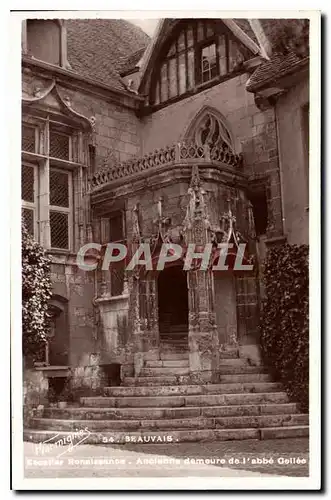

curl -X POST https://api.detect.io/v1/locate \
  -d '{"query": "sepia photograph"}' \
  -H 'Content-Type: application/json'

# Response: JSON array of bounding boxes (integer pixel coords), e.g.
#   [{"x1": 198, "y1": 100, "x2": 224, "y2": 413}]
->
[{"x1": 10, "y1": 9, "x2": 321, "y2": 490}]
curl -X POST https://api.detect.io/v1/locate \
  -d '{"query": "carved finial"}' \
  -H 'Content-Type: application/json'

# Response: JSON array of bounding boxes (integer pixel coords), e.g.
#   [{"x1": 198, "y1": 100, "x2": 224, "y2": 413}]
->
[
  {"x1": 100, "y1": 281, "x2": 108, "y2": 297},
  {"x1": 89, "y1": 116, "x2": 96, "y2": 128},
  {"x1": 132, "y1": 203, "x2": 141, "y2": 241},
  {"x1": 127, "y1": 79, "x2": 138, "y2": 95},
  {"x1": 63, "y1": 95, "x2": 71, "y2": 107},
  {"x1": 33, "y1": 87, "x2": 42, "y2": 97},
  {"x1": 190, "y1": 165, "x2": 201, "y2": 191}
]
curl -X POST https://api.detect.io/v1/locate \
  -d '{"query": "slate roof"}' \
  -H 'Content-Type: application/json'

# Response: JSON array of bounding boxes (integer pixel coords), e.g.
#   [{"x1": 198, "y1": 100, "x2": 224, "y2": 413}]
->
[
  {"x1": 246, "y1": 51, "x2": 308, "y2": 92},
  {"x1": 246, "y1": 19, "x2": 309, "y2": 92},
  {"x1": 117, "y1": 47, "x2": 146, "y2": 75},
  {"x1": 66, "y1": 19, "x2": 150, "y2": 91}
]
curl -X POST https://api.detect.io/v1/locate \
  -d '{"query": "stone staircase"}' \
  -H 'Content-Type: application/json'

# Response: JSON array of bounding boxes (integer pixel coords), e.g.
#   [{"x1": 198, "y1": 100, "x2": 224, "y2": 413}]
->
[{"x1": 25, "y1": 349, "x2": 309, "y2": 445}]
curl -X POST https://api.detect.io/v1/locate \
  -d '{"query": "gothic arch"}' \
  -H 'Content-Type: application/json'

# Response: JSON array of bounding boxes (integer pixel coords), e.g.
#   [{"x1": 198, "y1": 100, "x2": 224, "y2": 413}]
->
[{"x1": 184, "y1": 106, "x2": 235, "y2": 152}]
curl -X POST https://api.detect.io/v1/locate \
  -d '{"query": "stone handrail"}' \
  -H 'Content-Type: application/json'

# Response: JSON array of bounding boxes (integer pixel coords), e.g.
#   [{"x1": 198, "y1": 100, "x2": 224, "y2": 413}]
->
[{"x1": 89, "y1": 142, "x2": 243, "y2": 190}]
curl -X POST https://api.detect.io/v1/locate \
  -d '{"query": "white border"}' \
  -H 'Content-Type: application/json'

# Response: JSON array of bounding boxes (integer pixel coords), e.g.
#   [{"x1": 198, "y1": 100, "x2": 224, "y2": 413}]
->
[{"x1": 9, "y1": 7, "x2": 321, "y2": 492}]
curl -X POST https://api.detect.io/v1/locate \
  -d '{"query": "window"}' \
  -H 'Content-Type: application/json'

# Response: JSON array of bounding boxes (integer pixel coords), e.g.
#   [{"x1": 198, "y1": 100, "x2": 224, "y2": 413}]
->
[
  {"x1": 22, "y1": 124, "x2": 36, "y2": 153},
  {"x1": 21, "y1": 116, "x2": 86, "y2": 251},
  {"x1": 195, "y1": 112, "x2": 233, "y2": 150},
  {"x1": 49, "y1": 126, "x2": 70, "y2": 160},
  {"x1": 109, "y1": 212, "x2": 125, "y2": 297},
  {"x1": 21, "y1": 163, "x2": 38, "y2": 238},
  {"x1": 26, "y1": 20, "x2": 61, "y2": 65},
  {"x1": 149, "y1": 20, "x2": 251, "y2": 106},
  {"x1": 200, "y1": 43, "x2": 217, "y2": 83},
  {"x1": 250, "y1": 190, "x2": 268, "y2": 237},
  {"x1": 49, "y1": 168, "x2": 72, "y2": 250}
]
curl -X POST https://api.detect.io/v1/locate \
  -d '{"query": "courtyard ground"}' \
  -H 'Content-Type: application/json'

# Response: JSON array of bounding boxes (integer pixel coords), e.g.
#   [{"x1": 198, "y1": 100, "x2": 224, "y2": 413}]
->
[{"x1": 24, "y1": 437, "x2": 309, "y2": 478}]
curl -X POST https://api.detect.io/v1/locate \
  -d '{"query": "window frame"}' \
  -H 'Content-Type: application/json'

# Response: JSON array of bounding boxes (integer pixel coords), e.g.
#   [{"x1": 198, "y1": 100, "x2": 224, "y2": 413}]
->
[
  {"x1": 49, "y1": 126, "x2": 73, "y2": 162},
  {"x1": 21, "y1": 113, "x2": 88, "y2": 253},
  {"x1": 21, "y1": 161, "x2": 39, "y2": 240},
  {"x1": 49, "y1": 166, "x2": 73, "y2": 251},
  {"x1": 101, "y1": 210, "x2": 127, "y2": 297},
  {"x1": 22, "y1": 19, "x2": 70, "y2": 69},
  {"x1": 196, "y1": 38, "x2": 220, "y2": 85}
]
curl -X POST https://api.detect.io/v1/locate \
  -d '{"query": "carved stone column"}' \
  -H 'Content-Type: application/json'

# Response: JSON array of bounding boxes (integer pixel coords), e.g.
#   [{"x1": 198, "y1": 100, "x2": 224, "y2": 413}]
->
[{"x1": 183, "y1": 166, "x2": 218, "y2": 383}]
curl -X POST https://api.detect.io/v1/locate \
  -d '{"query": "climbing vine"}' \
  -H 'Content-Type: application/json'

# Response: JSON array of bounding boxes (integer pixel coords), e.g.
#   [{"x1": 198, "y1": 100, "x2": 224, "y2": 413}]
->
[
  {"x1": 259, "y1": 243, "x2": 309, "y2": 412},
  {"x1": 22, "y1": 222, "x2": 52, "y2": 363}
]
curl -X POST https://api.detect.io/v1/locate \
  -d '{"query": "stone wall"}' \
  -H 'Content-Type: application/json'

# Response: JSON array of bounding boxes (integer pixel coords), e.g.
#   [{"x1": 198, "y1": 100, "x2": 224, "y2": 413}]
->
[
  {"x1": 140, "y1": 72, "x2": 284, "y2": 238},
  {"x1": 22, "y1": 65, "x2": 144, "y2": 391},
  {"x1": 49, "y1": 256, "x2": 96, "y2": 369},
  {"x1": 276, "y1": 79, "x2": 309, "y2": 245},
  {"x1": 23, "y1": 368, "x2": 48, "y2": 425},
  {"x1": 22, "y1": 68, "x2": 141, "y2": 166}
]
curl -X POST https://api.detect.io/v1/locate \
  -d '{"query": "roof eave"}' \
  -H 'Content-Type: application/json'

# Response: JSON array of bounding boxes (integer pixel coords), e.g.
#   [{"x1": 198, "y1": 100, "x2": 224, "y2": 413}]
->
[
  {"x1": 246, "y1": 57, "x2": 309, "y2": 93},
  {"x1": 22, "y1": 56, "x2": 145, "y2": 103}
]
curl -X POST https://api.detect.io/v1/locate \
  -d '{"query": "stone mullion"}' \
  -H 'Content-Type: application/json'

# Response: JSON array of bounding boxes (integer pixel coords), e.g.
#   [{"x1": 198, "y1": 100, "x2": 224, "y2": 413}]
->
[{"x1": 39, "y1": 120, "x2": 50, "y2": 249}]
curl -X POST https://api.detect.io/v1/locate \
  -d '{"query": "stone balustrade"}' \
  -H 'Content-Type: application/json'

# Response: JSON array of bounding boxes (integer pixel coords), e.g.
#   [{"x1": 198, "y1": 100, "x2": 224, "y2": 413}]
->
[{"x1": 89, "y1": 142, "x2": 243, "y2": 190}]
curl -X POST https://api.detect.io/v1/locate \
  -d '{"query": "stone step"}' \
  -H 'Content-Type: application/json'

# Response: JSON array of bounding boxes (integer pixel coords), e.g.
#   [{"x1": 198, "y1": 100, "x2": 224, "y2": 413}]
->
[
  {"x1": 160, "y1": 352, "x2": 189, "y2": 361},
  {"x1": 80, "y1": 392, "x2": 289, "y2": 408},
  {"x1": 140, "y1": 367, "x2": 190, "y2": 377},
  {"x1": 219, "y1": 350, "x2": 240, "y2": 359},
  {"x1": 123, "y1": 376, "x2": 181, "y2": 386},
  {"x1": 42, "y1": 402, "x2": 299, "y2": 421},
  {"x1": 24, "y1": 425, "x2": 309, "y2": 445},
  {"x1": 123, "y1": 372, "x2": 271, "y2": 386},
  {"x1": 160, "y1": 343, "x2": 189, "y2": 351},
  {"x1": 219, "y1": 358, "x2": 262, "y2": 366},
  {"x1": 139, "y1": 365, "x2": 266, "y2": 377},
  {"x1": 104, "y1": 382, "x2": 282, "y2": 398},
  {"x1": 219, "y1": 374, "x2": 272, "y2": 383},
  {"x1": 260, "y1": 425, "x2": 309, "y2": 440},
  {"x1": 145, "y1": 360, "x2": 189, "y2": 368},
  {"x1": 218, "y1": 365, "x2": 266, "y2": 374},
  {"x1": 30, "y1": 414, "x2": 308, "y2": 433}
]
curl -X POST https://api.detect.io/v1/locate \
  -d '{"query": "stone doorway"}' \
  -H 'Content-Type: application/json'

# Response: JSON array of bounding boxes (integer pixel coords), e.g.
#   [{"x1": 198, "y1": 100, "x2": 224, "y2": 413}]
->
[{"x1": 157, "y1": 266, "x2": 188, "y2": 343}]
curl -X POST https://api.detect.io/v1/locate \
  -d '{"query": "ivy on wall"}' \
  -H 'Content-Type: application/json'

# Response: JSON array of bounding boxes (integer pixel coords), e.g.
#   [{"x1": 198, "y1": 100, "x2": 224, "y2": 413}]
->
[
  {"x1": 22, "y1": 222, "x2": 52, "y2": 363},
  {"x1": 259, "y1": 243, "x2": 309, "y2": 412}
]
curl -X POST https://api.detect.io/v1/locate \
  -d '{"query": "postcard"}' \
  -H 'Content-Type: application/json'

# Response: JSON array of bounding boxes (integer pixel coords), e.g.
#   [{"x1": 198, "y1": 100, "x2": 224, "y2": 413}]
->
[{"x1": 11, "y1": 9, "x2": 321, "y2": 490}]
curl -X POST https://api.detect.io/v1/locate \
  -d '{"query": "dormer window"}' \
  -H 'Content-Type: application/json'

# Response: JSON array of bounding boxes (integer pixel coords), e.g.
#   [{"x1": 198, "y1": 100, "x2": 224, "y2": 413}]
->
[
  {"x1": 149, "y1": 20, "x2": 252, "y2": 107},
  {"x1": 22, "y1": 19, "x2": 70, "y2": 68},
  {"x1": 200, "y1": 43, "x2": 217, "y2": 83}
]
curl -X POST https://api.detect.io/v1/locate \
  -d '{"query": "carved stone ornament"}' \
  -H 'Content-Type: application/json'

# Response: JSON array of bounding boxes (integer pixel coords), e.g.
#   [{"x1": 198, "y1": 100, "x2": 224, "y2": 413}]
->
[
  {"x1": 33, "y1": 87, "x2": 42, "y2": 98},
  {"x1": 132, "y1": 204, "x2": 141, "y2": 242}
]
